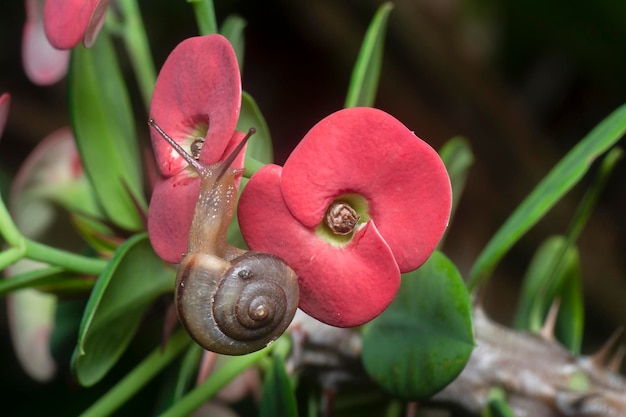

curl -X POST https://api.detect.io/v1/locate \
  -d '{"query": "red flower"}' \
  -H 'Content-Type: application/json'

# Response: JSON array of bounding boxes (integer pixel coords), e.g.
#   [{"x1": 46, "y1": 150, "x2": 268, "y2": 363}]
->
[
  {"x1": 43, "y1": 0, "x2": 109, "y2": 49},
  {"x1": 147, "y1": 35, "x2": 244, "y2": 263},
  {"x1": 238, "y1": 107, "x2": 451, "y2": 327}
]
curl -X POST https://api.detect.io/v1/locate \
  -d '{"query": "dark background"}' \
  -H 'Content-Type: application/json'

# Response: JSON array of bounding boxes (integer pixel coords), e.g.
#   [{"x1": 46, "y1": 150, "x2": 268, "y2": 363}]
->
[{"x1": 1, "y1": 0, "x2": 625, "y2": 415}]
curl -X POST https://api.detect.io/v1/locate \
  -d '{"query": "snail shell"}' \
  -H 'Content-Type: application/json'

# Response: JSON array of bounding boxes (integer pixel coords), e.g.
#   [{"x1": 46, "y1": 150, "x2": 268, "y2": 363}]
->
[{"x1": 176, "y1": 251, "x2": 299, "y2": 355}]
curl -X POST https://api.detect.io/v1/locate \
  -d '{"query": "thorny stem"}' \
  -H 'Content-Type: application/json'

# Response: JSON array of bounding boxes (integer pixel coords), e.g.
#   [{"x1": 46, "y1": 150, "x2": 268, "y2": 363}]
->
[{"x1": 291, "y1": 310, "x2": 626, "y2": 416}]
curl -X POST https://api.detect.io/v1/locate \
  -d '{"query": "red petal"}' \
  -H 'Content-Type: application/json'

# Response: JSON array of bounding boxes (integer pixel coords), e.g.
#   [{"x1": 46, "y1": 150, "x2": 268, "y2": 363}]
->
[
  {"x1": 23, "y1": 0, "x2": 69, "y2": 85},
  {"x1": 238, "y1": 164, "x2": 400, "y2": 327},
  {"x1": 281, "y1": 107, "x2": 451, "y2": 272},
  {"x1": 148, "y1": 173, "x2": 199, "y2": 264},
  {"x1": 149, "y1": 35, "x2": 241, "y2": 177},
  {"x1": 148, "y1": 132, "x2": 248, "y2": 263},
  {"x1": 43, "y1": 0, "x2": 107, "y2": 49}
]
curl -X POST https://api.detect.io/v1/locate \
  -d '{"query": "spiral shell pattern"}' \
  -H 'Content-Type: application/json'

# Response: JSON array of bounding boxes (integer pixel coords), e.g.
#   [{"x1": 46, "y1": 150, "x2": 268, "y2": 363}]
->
[{"x1": 176, "y1": 251, "x2": 299, "y2": 355}]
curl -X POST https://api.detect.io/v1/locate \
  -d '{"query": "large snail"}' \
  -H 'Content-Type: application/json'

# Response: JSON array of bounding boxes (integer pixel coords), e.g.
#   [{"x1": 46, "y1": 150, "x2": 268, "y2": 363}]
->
[{"x1": 149, "y1": 119, "x2": 299, "y2": 355}]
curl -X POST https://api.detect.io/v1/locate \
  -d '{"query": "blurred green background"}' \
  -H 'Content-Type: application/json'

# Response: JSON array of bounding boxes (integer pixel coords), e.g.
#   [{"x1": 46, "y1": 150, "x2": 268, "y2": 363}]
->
[{"x1": 1, "y1": 0, "x2": 625, "y2": 415}]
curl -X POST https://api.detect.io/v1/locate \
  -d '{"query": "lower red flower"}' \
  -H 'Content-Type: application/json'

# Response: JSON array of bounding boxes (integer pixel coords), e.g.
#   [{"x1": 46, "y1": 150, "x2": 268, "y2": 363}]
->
[{"x1": 238, "y1": 107, "x2": 452, "y2": 327}]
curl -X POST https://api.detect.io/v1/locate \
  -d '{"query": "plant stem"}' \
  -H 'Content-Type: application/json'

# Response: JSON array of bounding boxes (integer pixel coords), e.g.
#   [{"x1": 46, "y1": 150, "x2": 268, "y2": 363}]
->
[
  {"x1": 565, "y1": 147, "x2": 623, "y2": 244},
  {"x1": 0, "y1": 246, "x2": 24, "y2": 271},
  {"x1": 0, "y1": 266, "x2": 63, "y2": 296},
  {"x1": 24, "y1": 239, "x2": 107, "y2": 276},
  {"x1": 0, "y1": 194, "x2": 22, "y2": 246},
  {"x1": 117, "y1": 0, "x2": 156, "y2": 109},
  {"x1": 158, "y1": 347, "x2": 270, "y2": 417},
  {"x1": 0, "y1": 194, "x2": 106, "y2": 275},
  {"x1": 188, "y1": 0, "x2": 218, "y2": 35},
  {"x1": 79, "y1": 330, "x2": 192, "y2": 417}
]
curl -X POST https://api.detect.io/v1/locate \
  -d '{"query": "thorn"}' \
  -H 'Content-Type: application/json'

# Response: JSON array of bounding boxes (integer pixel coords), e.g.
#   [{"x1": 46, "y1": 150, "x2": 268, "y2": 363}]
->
[
  {"x1": 592, "y1": 327, "x2": 624, "y2": 368},
  {"x1": 540, "y1": 299, "x2": 561, "y2": 341},
  {"x1": 556, "y1": 392, "x2": 600, "y2": 414},
  {"x1": 608, "y1": 344, "x2": 626, "y2": 373}
]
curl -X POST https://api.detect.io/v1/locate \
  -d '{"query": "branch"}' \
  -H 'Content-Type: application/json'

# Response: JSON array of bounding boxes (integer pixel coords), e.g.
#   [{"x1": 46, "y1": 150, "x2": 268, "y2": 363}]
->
[{"x1": 287, "y1": 308, "x2": 626, "y2": 416}]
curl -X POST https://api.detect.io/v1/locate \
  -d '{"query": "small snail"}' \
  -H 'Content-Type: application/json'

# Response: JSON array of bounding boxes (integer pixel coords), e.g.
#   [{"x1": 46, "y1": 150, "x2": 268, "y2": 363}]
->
[{"x1": 149, "y1": 119, "x2": 299, "y2": 355}]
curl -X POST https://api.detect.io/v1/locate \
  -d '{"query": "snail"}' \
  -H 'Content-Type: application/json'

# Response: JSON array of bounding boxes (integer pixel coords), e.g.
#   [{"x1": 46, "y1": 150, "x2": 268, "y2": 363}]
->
[{"x1": 149, "y1": 119, "x2": 299, "y2": 355}]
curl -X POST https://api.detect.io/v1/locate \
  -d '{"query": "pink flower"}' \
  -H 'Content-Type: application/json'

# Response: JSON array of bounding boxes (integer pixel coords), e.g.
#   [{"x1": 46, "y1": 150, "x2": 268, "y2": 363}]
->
[
  {"x1": 22, "y1": 0, "x2": 70, "y2": 85},
  {"x1": 237, "y1": 107, "x2": 451, "y2": 327},
  {"x1": 22, "y1": 0, "x2": 108, "y2": 85},
  {"x1": 147, "y1": 35, "x2": 244, "y2": 263}
]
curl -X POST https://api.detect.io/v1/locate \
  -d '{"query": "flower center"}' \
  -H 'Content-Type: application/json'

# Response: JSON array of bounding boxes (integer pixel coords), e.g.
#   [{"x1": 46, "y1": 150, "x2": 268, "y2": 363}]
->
[
  {"x1": 184, "y1": 119, "x2": 209, "y2": 161},
  {"x1": 325, "y1": 201, "x2": 360, "y2": 235},
  {"x1": 316, "y1": 194, "x2": 370, "y2": 246},
  {"x1": 190, "y1": 138, "x2": 204, "y2": 160}
]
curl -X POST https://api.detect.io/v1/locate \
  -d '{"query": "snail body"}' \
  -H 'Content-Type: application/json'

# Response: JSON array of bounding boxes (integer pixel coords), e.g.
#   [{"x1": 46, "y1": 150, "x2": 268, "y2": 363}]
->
[{"x1": 149, "y1": 120, "x2": 299, "y2": 355}]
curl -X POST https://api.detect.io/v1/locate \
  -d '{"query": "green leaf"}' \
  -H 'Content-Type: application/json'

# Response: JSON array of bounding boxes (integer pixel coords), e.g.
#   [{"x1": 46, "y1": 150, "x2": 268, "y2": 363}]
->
[
  {"x1": 72, "y1": 233, "x2": 174, "y2": 386},
  {"x1": 362, "y1": 251, "x2": 474, "y2": 399},
  {"x1": 514, "y1": 236, "x2": 583, "y2": 353},
  {"x1": 173, "y1": 344, "x2": 203, "y2": 401},
  {"x1": 221, "y1": 14, "x2": 247, "y2": 71},
  {"x1": 238, "y1": 92, "x2": 274, "y2": 165},
  {"x1": 69, "y1": 31, "x2": 145, "y2": 231},
  {"x1": 468, "y1": 103, "x2": 626, "y2": 290},
  {"x1": 259, "y1": 353, "x2": 298, "y2": 417},
  {"x1": 438, "y1": 136, "x2": 474, "y2": 245},
  {"x1": 557, "y1": 261, "x2": 584, "y2": 354},
  {"x1": 344, "y1": 2, "x2": 394, "y2": 108}
]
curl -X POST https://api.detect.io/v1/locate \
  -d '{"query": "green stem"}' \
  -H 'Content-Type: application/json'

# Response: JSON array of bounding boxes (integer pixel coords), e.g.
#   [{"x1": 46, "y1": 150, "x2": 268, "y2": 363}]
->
[
  {"x1": 0, "y1": 194, "x2": 22, "y2": 245},
  {"x1": 158, "y1": 347, "x2": 271, "y2": 417},
  {"x1": 0, "y1": 266, "x2": 64, "y2": 296},
  {"x1": 79, "y1": 330, "x2": 192, "y2": 417},
  {"x1": 565, "y1": 147, "x2": 623, "y2": 244},
  {"x1": 117, "y1": 0, "x2": 156, "y2": 109},
  {"x1": 188, "y1": 0, "x2": 218, "y2": 35},
  {"x1": 24, "y1": 239, "x2": 107, "y2": 276},
  {"x1": 0, "y1": 195, "x2": 106, "y2": 275},
  {"x1": 0, "y1": 246, "x2": 24, "y2": 271}
]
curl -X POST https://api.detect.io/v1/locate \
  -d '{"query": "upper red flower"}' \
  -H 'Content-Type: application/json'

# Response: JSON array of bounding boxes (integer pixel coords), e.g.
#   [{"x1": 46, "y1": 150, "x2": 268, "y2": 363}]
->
[
  {"x1": 148, "y1": 34, "x2": 244, "y2": 264},
  {"x1": 237, "y1": 107, "x2": 452, "y2": 327}
]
